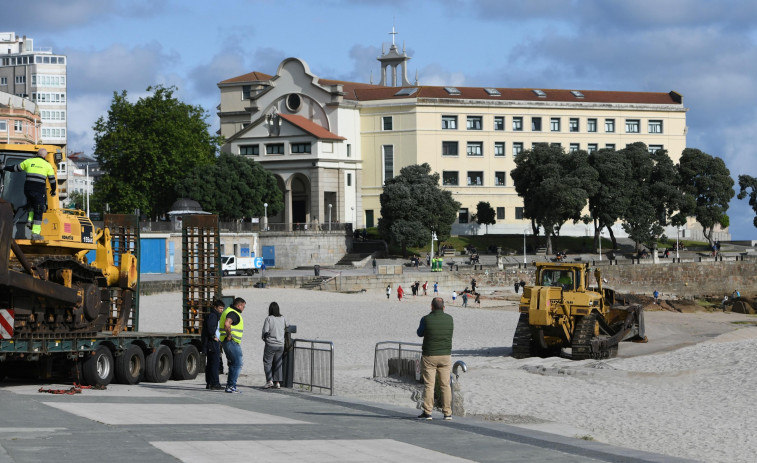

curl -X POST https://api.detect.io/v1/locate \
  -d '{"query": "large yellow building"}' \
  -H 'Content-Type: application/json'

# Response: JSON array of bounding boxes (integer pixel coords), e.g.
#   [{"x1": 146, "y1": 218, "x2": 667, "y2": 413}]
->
[{"x1": 218, "y1": 40, "x2": 688, "y2": 237}]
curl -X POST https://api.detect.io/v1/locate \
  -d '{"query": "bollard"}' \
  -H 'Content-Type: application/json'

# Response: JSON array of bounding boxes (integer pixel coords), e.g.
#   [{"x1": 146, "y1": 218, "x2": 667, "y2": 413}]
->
[{"x1": 450, "y1": 360, "x2": 468, "y2": 416}]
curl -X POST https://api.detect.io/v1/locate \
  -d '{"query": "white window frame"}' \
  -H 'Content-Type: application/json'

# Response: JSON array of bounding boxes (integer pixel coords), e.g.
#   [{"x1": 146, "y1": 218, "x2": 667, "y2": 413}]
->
[
  {"x1": 513, "y1": 142, "x2": 523, "y2": 156},
  {"x1": 512, "y1": 117, "x2": 523, "y2": 131},
  {"x1": 467, "y1": 171, "x2": 484, "y2": 186},
  {"x1": 442, "y1": 171, "x2": 459, "y2": 186},
  {"x1": 648, "y1": 120, "x2": 663, "y2": 134},
  {"x1": 494, "y1": 171, "x2": 506, "y2": 186},
  {"x1": 569, "y1": 118, "x2": 579, "y2": 132},
  {"x1": 625, "y1": 119, "x2": 640, "y2": 133},
  {"x1": 493, "y1": 116, "x2": 504, "y2": 131},
  {"x1": 466, "y1": 141, "x2": 483, "y2": 156},
  {"x1": 494, "y1": 142, "x2": 505, "y2": 157},
  {"x1": 442, "y1": 115, "x2": 457, "y2": 130},
  {"x1": 550, "y1": 117, "x2": 561, "y2": 132},
  {"x1": 587, "y1": 118, "x2": 597, "y2": 132},
  {"x1": 466, "y1": 116, "x2": 482, "y2": 130},
  {"x1": 605, "y1": 119, "x2": 615, "y2": 133}
]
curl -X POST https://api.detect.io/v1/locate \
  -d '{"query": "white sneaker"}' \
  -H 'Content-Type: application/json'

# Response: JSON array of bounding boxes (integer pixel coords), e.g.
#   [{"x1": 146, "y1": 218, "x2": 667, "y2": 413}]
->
[{"x1": 263, "y1": 381, "x2": 274, "y2": 389}]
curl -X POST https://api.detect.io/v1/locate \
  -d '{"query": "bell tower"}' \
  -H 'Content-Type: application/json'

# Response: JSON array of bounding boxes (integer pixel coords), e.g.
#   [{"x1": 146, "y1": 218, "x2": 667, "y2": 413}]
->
[{"x1": 377, "y1": 26, "x2": 412, "y2": 87}]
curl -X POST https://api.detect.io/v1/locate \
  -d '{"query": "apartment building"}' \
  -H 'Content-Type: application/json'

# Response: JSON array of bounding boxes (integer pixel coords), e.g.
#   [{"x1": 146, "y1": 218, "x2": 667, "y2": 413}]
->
[
  {"x1": 218, "y1": 39, "x2": 687, "y2": 235},
  {"x1": 0, "y1": 32, "x2": 67, "y2": 147},
  {"x1": 0, "y1": 91, "x2": 40, "y2": 144}
]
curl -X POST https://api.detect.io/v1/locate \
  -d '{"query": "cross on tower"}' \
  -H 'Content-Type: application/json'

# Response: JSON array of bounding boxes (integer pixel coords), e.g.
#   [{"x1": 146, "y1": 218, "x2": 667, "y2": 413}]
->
[{"x1": 389, "y1": 25, "x2": 397, "y2": 45}]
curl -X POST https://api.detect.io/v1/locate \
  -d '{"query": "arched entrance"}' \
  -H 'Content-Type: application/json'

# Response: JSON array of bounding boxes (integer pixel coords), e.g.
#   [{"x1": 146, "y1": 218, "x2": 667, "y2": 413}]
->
[{"x1": 288, "y1": 174, "x2": 310, "y2": 226}]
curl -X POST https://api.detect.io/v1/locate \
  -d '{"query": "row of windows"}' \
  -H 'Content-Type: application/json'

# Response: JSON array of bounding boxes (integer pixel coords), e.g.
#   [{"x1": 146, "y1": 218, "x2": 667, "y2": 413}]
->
[
  {"x1": 442, "y1": 170, "x2": 508, "y2": 187},
  {"x1": 41, "y1": 127, "x2": 65, "y2": 138},
  {"x1": 31, "y1": 92, "x2": 66, "y2": 103},
  {"x1": 240, "y1": 142, "x2": 312, "y2": 156},
  {"x1": 380, "y1": 114, "x2": 665, "y2": 134},
  {"x1": 459, "y1": 206, "x2": 524, "y2": 223},
  {"x1": 32, "y1": 74, "x2": 66, "y2": 87},
  {"x1": 0, "y1": 55, "x2": 66, "y2": 66},
  {"x1": 0, "y1": 120, "x2": 32, "y2": 133},
  {"x1": 41, "y1": 110, "x2": 65, "y2": 121},
  {"x1": 441, "y1": 140, "x2": 664, "y2": 157}
]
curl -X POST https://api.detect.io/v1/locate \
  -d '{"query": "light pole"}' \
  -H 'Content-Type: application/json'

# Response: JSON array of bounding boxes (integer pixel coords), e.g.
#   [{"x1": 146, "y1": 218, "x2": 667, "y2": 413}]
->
[
  {"x1": 263, "y1": 202, "x2": 268, "y2": 231},
  {"x1": 328, "y1": 204, "x2": 332, "y2": 231},
  {"x1": 523, "y1": 228, "x2": 528, "y2": 264},
  {"x1": 351, "y1": 206, "x2": 354, "y2": 230},
  {"x1": 599, "y1": 227, "x2": 602, "y2": 261}
]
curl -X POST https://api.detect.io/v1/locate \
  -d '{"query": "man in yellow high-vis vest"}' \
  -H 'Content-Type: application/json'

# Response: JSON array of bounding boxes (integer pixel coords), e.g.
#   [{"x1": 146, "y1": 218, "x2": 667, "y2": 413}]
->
[
  {"x1": 2, "y1": 148, "x2": 56, "y2": 240},
  {"x1": 220, "y1": 297, "x2": 246, "y2": 393}
]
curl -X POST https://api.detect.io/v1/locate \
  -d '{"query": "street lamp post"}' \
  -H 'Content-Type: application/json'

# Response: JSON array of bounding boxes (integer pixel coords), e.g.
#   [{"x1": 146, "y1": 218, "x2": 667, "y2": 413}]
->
[
  {"x1": 599, "y1": 228, "x2": 602, "y2": 261},
  {"x1": 328, "y1": 204, "x2": 332, "y2": 231},
  {"x1": 351, "y1": 206, "x2": 355, "y2": 230},
  {"x1": 263, "y1": 202, "x2": 268, "y2": 231},
  {"x1": 523, "y1": 228, "x2": 528, "y2": 264}
]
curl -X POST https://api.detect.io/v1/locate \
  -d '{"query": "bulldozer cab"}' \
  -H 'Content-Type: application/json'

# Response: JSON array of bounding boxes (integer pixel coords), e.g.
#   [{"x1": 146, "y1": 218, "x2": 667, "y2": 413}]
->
[{"x1": 539, "y1": 266, "x2": 579, "y2": 291}]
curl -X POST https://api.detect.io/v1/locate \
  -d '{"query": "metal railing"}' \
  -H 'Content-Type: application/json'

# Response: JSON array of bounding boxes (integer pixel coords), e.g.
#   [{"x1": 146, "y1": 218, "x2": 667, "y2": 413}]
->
[
  {"x1": 373, "y1": 341, "x2": 423, "y2": 380},
  {"x1": 134, "y1": 220, "x2": 353, "y2": 234},
  {"x1": 292, "y1": 338, "x2": 334, "y2": 396}
]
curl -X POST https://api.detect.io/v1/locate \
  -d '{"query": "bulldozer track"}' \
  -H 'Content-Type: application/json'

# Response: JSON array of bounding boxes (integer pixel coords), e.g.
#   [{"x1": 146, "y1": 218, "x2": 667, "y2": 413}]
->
[
  {"x1": 511, "y1": 313, "x2": 535, "y2": 359},
  {"x1": 572, "y1": 312, "x2": 597, "y2": 360}
]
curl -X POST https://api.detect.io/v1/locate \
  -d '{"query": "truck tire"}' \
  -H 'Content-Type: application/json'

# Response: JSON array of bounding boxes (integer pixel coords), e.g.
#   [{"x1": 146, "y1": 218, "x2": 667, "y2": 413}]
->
[
  {"x1": 82, "y1": 346, "x2": 115, "y2": 386},
  {"x1": 115, "y1": 344, "x2": 145, "y2": 385},
  {"x1": 172, "y1": 345, "x2": 201, "y2": 380},
  {"x1": 145, "y1": 345, "x2": 173, "y2": 383}
]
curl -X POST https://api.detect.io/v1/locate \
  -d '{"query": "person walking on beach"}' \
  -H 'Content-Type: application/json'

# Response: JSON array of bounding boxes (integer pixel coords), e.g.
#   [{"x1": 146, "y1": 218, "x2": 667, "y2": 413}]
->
[
  {"x1": 434, "y1": 282, "x2": 439, "y2": 296},
  {"x1": 386, "y1": 284, "x2": 391, "y2": 299},
  {"x1": 471, "y1": 278, "x2": 477, "y2": 293},
  {"x1": 201, "y1": 299, "x2": 225, "y2": 390},
  {"x1": 451, "y1": 290, "x2": 457, "y2": 304},
  {"x1": 461, "y1": 290, "x2": 468, "y2": 308},
  {"x1": 372, "y1": 257, "x2": 377, "y2": 274},
  {"x1": 653, "y1": 290, "x2": 659, "y2": 305},
  {"x1": 514, "y1": 281, "x2": 520, "y2": 293},
  {"x1": 221, "y1": 297, "x2": 246, "y2": 393},
  {"x1": 261, "y1": 302, "x2": 287, "y2": 389},
  {"x1": 398, "y1": 285, "x2": 404, "y2": 301},
  {"x1": 422, "y1": 281, "x2": 428, "y2": 296},
  {"x1": 416, "y1": 297, "x2": 454, "y2": 420}
]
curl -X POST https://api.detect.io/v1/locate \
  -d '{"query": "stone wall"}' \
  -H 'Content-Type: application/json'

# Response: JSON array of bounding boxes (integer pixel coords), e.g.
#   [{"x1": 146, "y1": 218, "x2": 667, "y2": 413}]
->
[
  {"x1": 260, "y1": 233, "x2": 351, "y2": 269},
  {"x1": 139, "y1": 260, "x2": 757, "y2": 299}
]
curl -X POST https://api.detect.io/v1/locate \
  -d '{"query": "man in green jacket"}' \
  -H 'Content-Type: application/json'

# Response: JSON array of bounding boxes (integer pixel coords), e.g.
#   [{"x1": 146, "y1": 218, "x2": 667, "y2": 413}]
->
[{"x1": 416, "y1": 297, "x2": 453, "y2": 420}]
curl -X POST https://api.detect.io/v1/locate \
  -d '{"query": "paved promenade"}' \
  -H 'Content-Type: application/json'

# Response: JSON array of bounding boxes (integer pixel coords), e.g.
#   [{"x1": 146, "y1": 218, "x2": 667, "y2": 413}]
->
[{"x1": 0, "y1": 378, "x2": 694, "y2": 463}]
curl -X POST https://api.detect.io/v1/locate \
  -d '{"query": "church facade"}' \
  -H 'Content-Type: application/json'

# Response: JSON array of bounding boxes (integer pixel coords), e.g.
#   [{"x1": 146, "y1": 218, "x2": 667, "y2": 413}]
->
[{"x1": 217, "y1": 39, "x2": 688, "y2": 236}]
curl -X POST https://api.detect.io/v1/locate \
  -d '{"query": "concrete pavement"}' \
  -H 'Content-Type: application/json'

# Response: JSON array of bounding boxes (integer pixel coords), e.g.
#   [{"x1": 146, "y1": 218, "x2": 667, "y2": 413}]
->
[{"x1": 0, "y1": 378, "x2": 695, "y2": 463}]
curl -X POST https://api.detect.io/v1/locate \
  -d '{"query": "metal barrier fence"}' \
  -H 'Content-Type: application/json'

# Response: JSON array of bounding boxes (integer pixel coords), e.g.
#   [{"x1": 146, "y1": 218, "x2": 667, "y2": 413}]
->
[
  {"x1": 292, "y1": 338, "x2": 334, "y2": 396},
  {"x1": 373, "y1": 341, "x2": 423, "y2": 381}
]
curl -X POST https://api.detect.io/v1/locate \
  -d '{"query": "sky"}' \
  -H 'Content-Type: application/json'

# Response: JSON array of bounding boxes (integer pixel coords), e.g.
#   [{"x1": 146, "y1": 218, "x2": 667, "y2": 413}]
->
[{"x1": 3, "y1": 0, "x2": 757, "y2": 239}]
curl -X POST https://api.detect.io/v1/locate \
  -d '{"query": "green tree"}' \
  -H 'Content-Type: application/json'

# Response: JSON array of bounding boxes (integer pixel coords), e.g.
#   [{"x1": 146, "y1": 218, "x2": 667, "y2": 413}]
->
[
  {"x1": 475, "y1": 201, "x2": 496, "y2": 234},
  {"x1": 510, "y1": 144, "x2": 596, "y2": 254},
  {"x1": 587, "y1": 148, "x2": 631, "y2": 251},
  {"x1": 620, "y1": 143, "x2": 687, "y2": 262},
  {"x1": 378, "y1": 163, "x2": 460, "y2": 257},
  {"x1": 92, "y1": 85, "x2": 221, "y2": 219},
  {"x1": 678, "y1": 148, "x2": 734, "y2": 246},
  {"x1": 66, "y1": 191, "x2": 85, "y2": 210},
  {"x1": 176, "y1": 153, "x2": 282, "y2": 220},
  {"x1": 737, "y1": 175, "x2": 757, "y2": 229}
]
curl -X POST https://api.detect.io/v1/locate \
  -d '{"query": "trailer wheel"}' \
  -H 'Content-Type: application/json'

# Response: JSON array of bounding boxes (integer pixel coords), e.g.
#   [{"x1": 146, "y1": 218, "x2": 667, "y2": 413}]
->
[
  {"x1": 82, "y1": 346, "x2": 114, "y2": 386},
  {"x1": 172, "y1": 345, "x2": 201, "y2": 380},
  {"x1": 115, "y1": 344, "x2": 145, "y2": 385},
  {"x1": 145, "y1": 345, "x2": 173, "y2": 383},
  {"x1": 223, "y1": 270, "x2": 229, "y2": 276}
]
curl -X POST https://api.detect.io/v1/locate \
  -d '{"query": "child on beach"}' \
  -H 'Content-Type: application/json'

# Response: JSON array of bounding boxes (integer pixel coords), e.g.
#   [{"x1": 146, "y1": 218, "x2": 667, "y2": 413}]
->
[{"x1": 451, "y1": 290, "x2": 457, "y2": 304}]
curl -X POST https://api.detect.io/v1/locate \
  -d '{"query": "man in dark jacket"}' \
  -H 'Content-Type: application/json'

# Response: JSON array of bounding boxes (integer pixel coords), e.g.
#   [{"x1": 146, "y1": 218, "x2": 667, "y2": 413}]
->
[
  {"x1": 202, "y1": 299, "x2": 225, "y2": 390},
  {"x1": 416, "y1": 297, "x2": 454, "y2": 420}
]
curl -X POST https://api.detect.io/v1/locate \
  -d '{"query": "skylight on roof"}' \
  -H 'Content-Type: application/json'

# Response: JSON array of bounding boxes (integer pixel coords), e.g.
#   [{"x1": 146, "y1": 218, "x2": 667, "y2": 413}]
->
[
  {"x1": 532, "y1": 89, "x2": 547, "y2": 97},
  {"x1": 394, "y1": 87, "x2": 418, "y2": 97},
  {"x1": 444, "y1": 87, "x2": 461, "y2": 95},
  {"x1": 484, "y1": 88, "x2": 501, "y2": 96},
  {"x1": 571, "y1": 90, "x2": 585, "y2": 98}
]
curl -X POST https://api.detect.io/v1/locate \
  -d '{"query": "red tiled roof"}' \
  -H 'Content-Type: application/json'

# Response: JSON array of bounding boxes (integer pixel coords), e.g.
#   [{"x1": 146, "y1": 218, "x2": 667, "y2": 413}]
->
[
  {"x1": 278, "y1": 114, "x2": 345, "y2": 140},
  {"x1": 221, "y1": 71, "x2": 682, "y2": 105},
  {"x1": 218, "y1": 71, "x2": 273, "y2": 84}
]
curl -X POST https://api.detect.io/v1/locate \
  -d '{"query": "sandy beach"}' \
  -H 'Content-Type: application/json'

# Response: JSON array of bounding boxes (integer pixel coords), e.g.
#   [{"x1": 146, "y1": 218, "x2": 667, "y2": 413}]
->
[{"x1": 141, "y1": 287, "x2": 757, "y2": 463}]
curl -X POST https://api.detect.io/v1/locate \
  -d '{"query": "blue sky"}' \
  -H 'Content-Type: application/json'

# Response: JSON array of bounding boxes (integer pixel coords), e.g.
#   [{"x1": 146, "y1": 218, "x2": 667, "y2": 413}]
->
[{"x1": 4, "y1": 0, "x2": 757, "y2": 239}]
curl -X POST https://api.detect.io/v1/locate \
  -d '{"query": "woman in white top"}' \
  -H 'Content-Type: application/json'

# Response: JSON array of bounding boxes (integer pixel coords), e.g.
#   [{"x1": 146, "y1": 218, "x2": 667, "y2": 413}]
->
[{"x1": 261, "y1": 302, "x2": 288, "y2": 389}]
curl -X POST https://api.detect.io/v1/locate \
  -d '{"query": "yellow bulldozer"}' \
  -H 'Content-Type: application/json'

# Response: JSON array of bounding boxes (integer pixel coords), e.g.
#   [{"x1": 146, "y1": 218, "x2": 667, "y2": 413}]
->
[
  {"x1": 512, "y1": 262, "x2": 646, "y2": 360},
  {"x1": 0, "y1": 144, "x2": 137, "y2": 337}
]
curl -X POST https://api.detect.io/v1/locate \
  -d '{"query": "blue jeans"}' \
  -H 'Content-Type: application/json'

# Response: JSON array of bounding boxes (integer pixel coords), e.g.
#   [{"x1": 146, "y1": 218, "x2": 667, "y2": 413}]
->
[{"x1": 223, "y1": 340, "x2": 243, "y2": 388}]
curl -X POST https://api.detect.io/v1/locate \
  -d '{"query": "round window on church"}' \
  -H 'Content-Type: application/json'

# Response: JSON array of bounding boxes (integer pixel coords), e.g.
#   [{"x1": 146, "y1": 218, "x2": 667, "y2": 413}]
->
[{"x1": 286, "y1": 93, "x2": 302, "y2": 112}]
